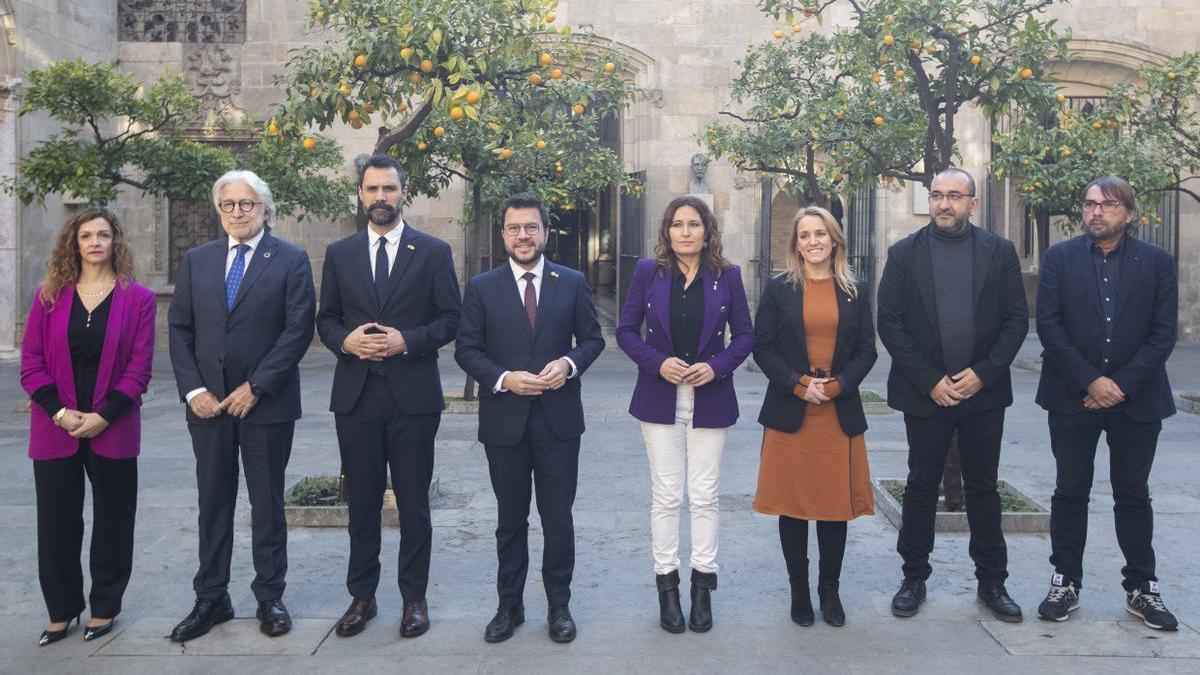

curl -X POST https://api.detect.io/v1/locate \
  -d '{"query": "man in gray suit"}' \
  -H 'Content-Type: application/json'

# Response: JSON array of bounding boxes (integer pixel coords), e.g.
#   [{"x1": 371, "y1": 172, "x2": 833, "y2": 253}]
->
[{"x1": 168, "y1": 170, "x2": 316, "y2": 641}]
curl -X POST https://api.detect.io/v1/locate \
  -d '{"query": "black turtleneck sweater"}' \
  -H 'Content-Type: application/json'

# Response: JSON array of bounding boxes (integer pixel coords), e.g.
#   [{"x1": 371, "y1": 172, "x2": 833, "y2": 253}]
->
[{"x1": 928, "y1": 221, "x2": 976, "y2": 374}]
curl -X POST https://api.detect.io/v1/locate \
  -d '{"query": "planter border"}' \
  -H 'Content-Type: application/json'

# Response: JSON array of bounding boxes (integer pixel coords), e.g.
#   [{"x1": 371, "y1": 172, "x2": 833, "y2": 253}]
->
[
  {"x1": 285, "y1": 476, "x2": 440, "y2": 528},
  {"x1": 871, "y1": 478, "x2": 1050, "y2": 533},
  {"x1": 1175, "y1": 392, "x2": 1200, "y2": 415}
]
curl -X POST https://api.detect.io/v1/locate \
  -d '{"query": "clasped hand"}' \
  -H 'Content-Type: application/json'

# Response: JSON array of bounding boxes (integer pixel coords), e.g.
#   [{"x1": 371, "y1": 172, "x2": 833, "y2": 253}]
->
[
  {"x1": 801, "y1": 377, "x2": 832, "y2": 404},
  {"x1": 1084, "y1": 376, "x2": 1125, "y2": 410},
  {"x1": 187, "y1": 381, "x2": 260, "y2": 420},
  {"x1": 343, "y1": 322, "x2": 407, "y2": 361},
  {"x1": 930, "y1": 368, "x2": 983, "y2": 407},
  {"x1": 659, "y1": 357, "x2": 716, "y2": 387},
  {"x1": 503, "y1": 358, "x2": 571, "y2": 396},
  {"x1": 54, "y1": 409, "x2": 108, "y2": 439}
]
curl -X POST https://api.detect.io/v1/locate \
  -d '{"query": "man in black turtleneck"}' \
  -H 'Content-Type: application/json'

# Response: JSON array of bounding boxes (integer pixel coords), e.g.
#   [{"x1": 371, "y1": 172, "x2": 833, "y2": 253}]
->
[{"x1": 876, "y1": 168, "x2": 1028, "y2": 623}]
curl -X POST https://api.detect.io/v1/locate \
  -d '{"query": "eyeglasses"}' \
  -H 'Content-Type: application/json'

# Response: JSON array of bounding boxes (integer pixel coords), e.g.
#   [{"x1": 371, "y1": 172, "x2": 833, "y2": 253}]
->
[
  {"x1": 928, "y1": 192, "x2": 974, "y2": 203},
  {"x1": 502, "y1": 223, "x2": 543, "y2": 236},
  {"x1": 1081, "y1": 199, "x2": 1123, "y2": 213},
  {"x1": 218, "y1": 199, "x2": 262, "y2": 214}
]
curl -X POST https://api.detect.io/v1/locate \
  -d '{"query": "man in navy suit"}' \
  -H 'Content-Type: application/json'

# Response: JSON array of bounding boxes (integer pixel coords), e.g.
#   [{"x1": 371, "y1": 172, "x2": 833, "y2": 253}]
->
[
  {"x1": 455, "y1": 193, "x2": 605, "y2": 644},
  {"x1": 1034, "y1": 176, "x2": 1179, "y2": 631},
  {"x1": 317, "y1": 155, "x2": 461, "y2": 639},
  {"x1": 168, "y1": 170, "x2": 316, "y2": 641}
]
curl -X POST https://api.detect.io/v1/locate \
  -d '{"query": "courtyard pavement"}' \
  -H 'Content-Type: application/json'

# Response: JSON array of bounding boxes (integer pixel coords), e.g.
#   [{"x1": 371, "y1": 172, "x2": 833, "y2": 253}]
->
[{"x1": 2, "y1": 332, "x2": 1200, "y2": 673}]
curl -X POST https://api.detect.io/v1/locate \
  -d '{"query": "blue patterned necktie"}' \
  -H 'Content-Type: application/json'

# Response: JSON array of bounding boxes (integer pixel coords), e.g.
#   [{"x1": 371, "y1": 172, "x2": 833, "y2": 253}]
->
[{"x1": 225, "y1": 243, "x2": 251, "y2": 310}]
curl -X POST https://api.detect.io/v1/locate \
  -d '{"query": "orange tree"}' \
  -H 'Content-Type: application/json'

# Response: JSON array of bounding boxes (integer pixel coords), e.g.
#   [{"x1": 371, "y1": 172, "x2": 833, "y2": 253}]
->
[
  {"x1": 992, "y1": 52, "x2": 1200, "y2": 241},
  {"x1": 275, "y1": 0, "x2": 639, "y2": 264},
  {"x1": 3, "y1": 59, "x2": 353, "y2": 219},
  {"x1": 703, "y1": 0, "x2": 1069, "y2": 204}
]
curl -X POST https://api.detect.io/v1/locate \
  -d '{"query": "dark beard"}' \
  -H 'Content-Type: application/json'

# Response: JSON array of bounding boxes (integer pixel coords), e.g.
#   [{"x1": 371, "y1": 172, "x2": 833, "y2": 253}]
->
[{"x1": 367, "y1": 203, "x2": 399, "y2": 226}]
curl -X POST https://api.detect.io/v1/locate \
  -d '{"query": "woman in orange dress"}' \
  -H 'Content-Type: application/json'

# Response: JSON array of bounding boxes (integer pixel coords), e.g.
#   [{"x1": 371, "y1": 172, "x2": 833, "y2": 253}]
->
[{"x1": 752, "y1": 205, "x2": 877, "y2": 627}]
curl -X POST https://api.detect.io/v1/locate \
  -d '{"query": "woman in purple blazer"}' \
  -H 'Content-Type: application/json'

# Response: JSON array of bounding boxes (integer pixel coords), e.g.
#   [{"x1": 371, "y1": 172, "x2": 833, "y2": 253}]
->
[
  {"x1": 616, "y1": 195, "x2": 753, "y2": 634},
  {"x1": 20, "y1": 207, "x2": 155, "y2": 646}
]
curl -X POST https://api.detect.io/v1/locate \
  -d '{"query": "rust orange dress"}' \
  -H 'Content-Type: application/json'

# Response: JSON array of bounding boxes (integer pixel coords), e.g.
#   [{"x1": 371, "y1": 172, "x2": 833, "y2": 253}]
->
[{"x1": 752, "y1": 277, "x2": 874, "y2": 521}]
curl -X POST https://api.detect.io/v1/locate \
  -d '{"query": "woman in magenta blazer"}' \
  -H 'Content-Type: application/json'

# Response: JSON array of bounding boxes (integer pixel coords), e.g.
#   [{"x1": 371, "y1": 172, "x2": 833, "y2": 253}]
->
[
  {"x1": 616, "y1": 195, "x2": 753, "y2": 634},
  {"x1": 20, "y1": 207, "x2": 155, "y2": 646}
]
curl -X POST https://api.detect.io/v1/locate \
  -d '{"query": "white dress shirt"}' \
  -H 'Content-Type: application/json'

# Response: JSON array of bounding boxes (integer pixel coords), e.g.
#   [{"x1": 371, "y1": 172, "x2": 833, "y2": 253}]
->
[
  {"x1": 186, "y1": 228, "x2": 267, "y2": 403},
  {"x1": 494, "y1": 256, "x2": 578, "y2": 393},
  {"x1": 368, "y1": 221, "x2": 405, "y2": 278}
]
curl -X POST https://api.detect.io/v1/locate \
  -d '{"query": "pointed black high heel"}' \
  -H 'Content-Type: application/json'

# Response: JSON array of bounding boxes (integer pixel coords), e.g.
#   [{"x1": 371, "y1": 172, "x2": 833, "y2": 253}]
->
[
  {"x1": 83, "y1": 618, "x2": 115, "y2": 641},
  {"x1": 39, "y1": 615, "x2": 79, "y2": 646}
]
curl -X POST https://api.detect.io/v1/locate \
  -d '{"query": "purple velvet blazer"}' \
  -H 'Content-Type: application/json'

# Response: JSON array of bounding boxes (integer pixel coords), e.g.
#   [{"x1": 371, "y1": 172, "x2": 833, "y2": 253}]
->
[
  {"x1": 20, "y1": 282, "x2": 156, "y2": 460},
  {"x1": 616, "y1": 258, "x2": 754, "y2": 428}
]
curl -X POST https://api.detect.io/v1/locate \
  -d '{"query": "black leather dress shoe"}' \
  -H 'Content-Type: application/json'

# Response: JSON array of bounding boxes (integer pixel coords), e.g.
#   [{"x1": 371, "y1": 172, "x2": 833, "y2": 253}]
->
[
  {"x1": 891, "y1": 578, "x2": 926, "y2": 618},
  {"x1": 39, "y1": 615, "x2": 79, "y2": 647},
  {"x1": 83, "y1": 619, "x2": 115, "y2": 641},
  {"x1": 170, "y1": 594, "x2": 235, "y2": 643},
  {"x1": 335, "y1": 597, "x2": 377, "y2": 637},
  {"x1": 257, "y1": 599, "x2": 293, "y2": 637},
  {"x1": 547, "y1": 606, "x2": 576, "y2": 643},
  {"x1": 484, "y1": 605, "x2": 525, "y2": 643},
  {"x1": 400, "y1": 599, "x2": 429, "y2": 638},
  {"x1": 978, "y1": 584, "x2": 1023, "y2": 622}
]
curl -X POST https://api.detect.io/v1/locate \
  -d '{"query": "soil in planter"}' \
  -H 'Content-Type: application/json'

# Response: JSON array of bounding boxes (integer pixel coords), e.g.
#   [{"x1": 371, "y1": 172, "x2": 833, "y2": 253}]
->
[
  {"x1": 885, "y1": 482, "x2": 1037, "y2": 513},
  {"x1": 1182, "y1": 394, "x2": 1200, "y2": 403},
  {"x1": 286, "y1": 476, "x2": 395, "y2": 507},
  {"x1": 860, "y1": 390, "x2": 886, "y2": 403}
]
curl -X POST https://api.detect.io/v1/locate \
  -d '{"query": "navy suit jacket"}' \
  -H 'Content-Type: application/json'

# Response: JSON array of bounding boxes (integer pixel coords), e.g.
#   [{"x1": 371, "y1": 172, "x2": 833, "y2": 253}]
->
[
  {"x1": 169, "y1": 230, "x2": 316, "y2": 425},
  {"x1": 1035, "y1": 234, "x2": 1177, "y2": 422},
  {"x1": 316, "y1": 225, "x2": 461, "y2": 415},
  {"x1": 455, "y1": 259, "x2": 605, "y2": 446},
  {"x1": 876, "y1": 223, "x2": 1028, "y2": 417},
  {"x1": 615, "y1": 259, "x2": 753, "y2": 428}
]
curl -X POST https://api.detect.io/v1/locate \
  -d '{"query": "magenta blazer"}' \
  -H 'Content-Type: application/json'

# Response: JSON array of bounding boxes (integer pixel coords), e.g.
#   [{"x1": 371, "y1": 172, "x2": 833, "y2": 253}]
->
[{"x1": 20, "y1": 281, "x2": 156, "y2": 460}]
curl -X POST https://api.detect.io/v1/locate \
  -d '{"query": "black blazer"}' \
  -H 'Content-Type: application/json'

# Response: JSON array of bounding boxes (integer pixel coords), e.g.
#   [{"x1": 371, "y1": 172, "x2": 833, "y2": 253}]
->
[
  {"x1": 1035, "y1": 234, "x2": 1177, "y2": 422},
  {"x1": 876, "y1": 223, "x2": 1028, "y2": 417},
  {"x1": 168, "y1": 230, "x2": 316, "y2": 425},
  {"x1": 754, "y1": 275, "x2": 877, "y2": 437},
  {"x1": 454, "y1": 260, "x2": 606, "y2": 446},
  {"x1": 316, "y1": 225, "x2": 461, "y2": 415}
]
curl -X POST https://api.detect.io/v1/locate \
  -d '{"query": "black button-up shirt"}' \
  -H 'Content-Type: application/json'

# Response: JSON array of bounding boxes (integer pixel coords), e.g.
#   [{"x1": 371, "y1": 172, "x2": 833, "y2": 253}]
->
[
  {"x1": 1091, "y1": 235, "x2": 1125, "y2": 372},
  {"x1": 669, "y1": 267, "x2": 705, "y2": 362}
]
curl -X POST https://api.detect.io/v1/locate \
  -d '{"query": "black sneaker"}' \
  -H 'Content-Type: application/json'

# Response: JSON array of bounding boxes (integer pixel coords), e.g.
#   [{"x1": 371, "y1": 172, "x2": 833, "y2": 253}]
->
[
  {"x1": 1126, "y1": 581, "x2": 1178, "y2": 631},
  {"x1": 1037, "y1": 573, "x2": 1080, "y2": 622},
  {"x1": 891, "y1": 578, "x2": 926, "y2": 618}
]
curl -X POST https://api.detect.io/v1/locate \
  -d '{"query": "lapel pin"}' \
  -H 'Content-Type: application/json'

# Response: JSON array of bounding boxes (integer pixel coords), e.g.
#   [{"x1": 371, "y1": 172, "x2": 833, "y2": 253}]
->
[
  {"x1": 407, "y1": 243, "x2": 416, "y2": 250},
  {"x1": 262, "y1": 251, "x2": 272, "y2": 259},
  {"x1": 712, "y1": 281, "x2": 719, "y2": 291},
  {"x1": 720, "y1": 305, "x2": 727, "y2": 313},
  {"x1": 550, "y1": 270, "x2": 559, "y2": 278}
]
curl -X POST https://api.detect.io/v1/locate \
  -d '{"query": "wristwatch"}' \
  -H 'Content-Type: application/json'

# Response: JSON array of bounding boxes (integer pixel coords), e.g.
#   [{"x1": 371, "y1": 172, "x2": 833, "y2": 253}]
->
[{"x1": 53, "y1": 407, "x2": 67, "y2": 424}]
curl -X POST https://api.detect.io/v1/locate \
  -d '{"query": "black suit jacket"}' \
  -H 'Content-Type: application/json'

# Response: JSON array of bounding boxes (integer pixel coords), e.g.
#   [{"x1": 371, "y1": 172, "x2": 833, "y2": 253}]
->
[
  {"x1": 754, "y1": 276, "x2": 877, "y2": 436},
  {"x1": 1035, "y1": 234, "x2": 1177, "y2": 422},
  {"x1": 876, "y1": 223, "x2": 1028, "y2": 417},
  {"x1": 316, "y1": 224, "x2": 461, "y2": 415},
  {"x1": 168, "y1": 230, "x2": 316, "y2": 425},
  {"x1": 455, "y1": 260, "x2": 606, "y2": 446}
]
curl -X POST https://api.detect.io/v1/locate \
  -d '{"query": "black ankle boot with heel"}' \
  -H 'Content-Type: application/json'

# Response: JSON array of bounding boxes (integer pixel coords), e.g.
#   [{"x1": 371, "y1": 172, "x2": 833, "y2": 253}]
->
[
  {"x1": 656, "y1": 570, "x2": 686, "y2": 633},
  {"x1": 689, "y1": 570, "x2": 717, "y2": 632}
]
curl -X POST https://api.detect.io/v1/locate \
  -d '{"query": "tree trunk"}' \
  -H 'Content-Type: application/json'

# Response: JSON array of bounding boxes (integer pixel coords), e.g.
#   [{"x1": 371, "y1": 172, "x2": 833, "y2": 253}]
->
[
  {"x1": 462, "y1": 181, "x2": 485, "y2": 401},
  {"x1": 941, "y1": 433, "x2": 965, "y2": 512}
]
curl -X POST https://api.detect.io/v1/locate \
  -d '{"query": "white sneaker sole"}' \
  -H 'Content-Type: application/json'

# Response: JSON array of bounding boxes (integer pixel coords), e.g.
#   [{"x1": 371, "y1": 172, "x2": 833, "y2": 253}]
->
[
  {"x1": 1037, "y1": 602, "x2": 1079, "y2": 622},
  {"x1": 1126, "y1": 605, "x2": 1178, "y2": 631}
]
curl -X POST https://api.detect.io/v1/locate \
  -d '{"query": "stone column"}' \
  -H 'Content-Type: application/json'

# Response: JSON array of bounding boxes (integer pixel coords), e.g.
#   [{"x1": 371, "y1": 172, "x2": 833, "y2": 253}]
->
[{"x1": 0, "y1": 76, "x2": 20, "y2": 360}]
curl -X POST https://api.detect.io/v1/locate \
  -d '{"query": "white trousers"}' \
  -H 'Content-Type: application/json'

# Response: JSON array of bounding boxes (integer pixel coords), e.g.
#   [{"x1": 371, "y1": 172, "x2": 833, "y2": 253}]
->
[{"x1": 640, "y1": 384, "x2": 728, "y2": 575}]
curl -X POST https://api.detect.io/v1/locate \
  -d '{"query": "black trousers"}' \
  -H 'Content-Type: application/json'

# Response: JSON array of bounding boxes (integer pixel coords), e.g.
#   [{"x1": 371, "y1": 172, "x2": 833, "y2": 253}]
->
[
  {"x1": 34, "y1": 442, "x2": 137, "y2": 623},
  {"x1": 1048, "y1": 409, "x2": 1160, "y2": 591},
  {"x1": 336, "y1": 374, "x2": 439, "y2": 602},
  {"x1": 189, "y1": 416, "x2": 293, "y2": 602},
  {"x1": 484, "y1": 400, "x2": 580, "y2": 610},
  {"x1": 897, "y1": 405, "x2": 1008, "y2": 586},
  {"x1": 779, "y1": 517, "x2": 847, "y2": 585}
]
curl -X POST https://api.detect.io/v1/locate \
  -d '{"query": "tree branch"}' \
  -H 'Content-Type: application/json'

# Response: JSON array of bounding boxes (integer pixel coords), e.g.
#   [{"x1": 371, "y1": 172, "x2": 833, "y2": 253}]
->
[{"x1": 374, "y1": 98, "x2": 435, "y2": 153}]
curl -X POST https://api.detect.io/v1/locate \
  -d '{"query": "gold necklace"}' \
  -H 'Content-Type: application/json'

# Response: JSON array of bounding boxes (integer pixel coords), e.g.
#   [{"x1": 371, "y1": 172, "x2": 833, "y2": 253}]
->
[{"x1": 78, "y1": 279, "x2": 115, "y2": 327}]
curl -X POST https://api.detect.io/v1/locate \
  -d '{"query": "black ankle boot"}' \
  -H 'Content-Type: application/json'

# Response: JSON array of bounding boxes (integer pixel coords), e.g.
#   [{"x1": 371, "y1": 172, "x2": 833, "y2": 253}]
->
[
  {"x1": 689, "y1": 570, "x2": 717, "y2": 633},
  {"x1": 656, "y1": 570, "x2": 686, "y2": 634},
  {"x1": 790, "y1": 576, "x2": 814, "y2": 626},
  {"x1": 818, "y1": 579, "x2": 845, "y2": 627}
]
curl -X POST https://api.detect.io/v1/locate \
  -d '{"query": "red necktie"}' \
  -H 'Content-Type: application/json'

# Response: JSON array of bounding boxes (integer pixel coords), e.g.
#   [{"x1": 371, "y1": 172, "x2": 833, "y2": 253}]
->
[{"x1": 522, "y1": 271, "x2": 537, "y2": 330}]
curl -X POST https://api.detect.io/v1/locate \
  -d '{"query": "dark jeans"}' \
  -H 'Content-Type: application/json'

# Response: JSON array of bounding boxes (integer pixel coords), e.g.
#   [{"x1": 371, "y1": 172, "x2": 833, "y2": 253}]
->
[
  {"x1": 336, "y1": 374, "x2": 440, "y2": 602},
  {"x1": 1048, "y1": 409, "x2": 1160, "y2": 591},
  {"x1": 779, "y1": 517, "x2": 847, "y2": 584},
  {"x1": 897, "y1": 405, "x2": 1008, "y2": 586},
  {"x1": 485, "y1": 399, "x2": 580, "y2": 610},
  {"x1": 189, "y1": 416, "x2": 293, "y2": 602},
  {"x1": 34, "y1": 443, "x2": 138, "y2": 623}
]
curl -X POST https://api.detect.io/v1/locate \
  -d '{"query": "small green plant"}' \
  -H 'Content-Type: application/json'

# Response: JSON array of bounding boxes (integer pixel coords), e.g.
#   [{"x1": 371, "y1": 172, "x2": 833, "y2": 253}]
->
[{"x1": 886, "y1": 481, "x2": 1036, "y2": 512}]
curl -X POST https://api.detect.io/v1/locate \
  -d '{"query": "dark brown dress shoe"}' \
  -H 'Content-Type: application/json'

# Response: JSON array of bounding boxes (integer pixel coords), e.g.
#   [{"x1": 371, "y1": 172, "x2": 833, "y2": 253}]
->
[
  {"x1": 335, "y1": 597, "x2": 377, "y2": 637},
  {"x1": 400, "y1": 599, "x2": 429, "y2": 638}
]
